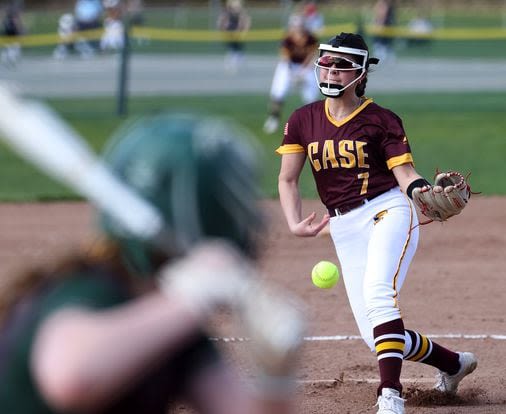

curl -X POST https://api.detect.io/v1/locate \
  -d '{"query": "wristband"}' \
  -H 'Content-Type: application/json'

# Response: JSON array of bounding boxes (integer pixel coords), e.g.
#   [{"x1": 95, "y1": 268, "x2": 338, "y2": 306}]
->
[{"x1": 406, "y1": 178, "x2": 431, "y2": 199}]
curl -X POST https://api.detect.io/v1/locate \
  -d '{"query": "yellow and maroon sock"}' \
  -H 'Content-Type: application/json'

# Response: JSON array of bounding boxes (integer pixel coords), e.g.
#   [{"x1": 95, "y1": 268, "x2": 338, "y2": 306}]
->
[
  {"x1": 404, "y1": 329, "x2": 460, "y2": 374},
  {"x1": 373, "y1": 318, "x2": 405, "y2": 395}
]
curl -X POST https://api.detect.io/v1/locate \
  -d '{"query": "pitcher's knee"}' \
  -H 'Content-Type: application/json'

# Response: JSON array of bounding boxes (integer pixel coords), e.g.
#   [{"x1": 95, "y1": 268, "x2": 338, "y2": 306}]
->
[{"x1": 364, "y1": 292, "x2": 401, "y2": 327}]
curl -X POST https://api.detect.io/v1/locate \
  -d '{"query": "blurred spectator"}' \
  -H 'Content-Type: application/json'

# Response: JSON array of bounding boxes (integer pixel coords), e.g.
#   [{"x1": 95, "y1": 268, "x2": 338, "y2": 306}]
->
[
  {"x1": 53, "y1": 12, "x2": 97, "y2": 59},
  {"x1": 407, "y1": 14, "x2": 434, "y2": 48},
  {"x1": 100, "y1": 0, "x2": 125, "y2": 52},
  {"x1": 2, "y1": 3, "x2": 23, "y2": 37},
  {"x1": 74, "y1": 0, "x2": 103, "y2": 53},
  {"x1": 372, "y1": 0, "x2": 396, "y2": 63},
  {"x1": 263, "y1": 14, "x2": 319, "y2": 134},
  {"x1": 53, "y1": 13, "x2": 77, "y2": 60},
  {"x1": 75, "y1": 0, "x2": 103, "y2": 31},
  {"x1": 302, "y1": 1, "x2": 324, "y2": 36},
  {"x1": 1, "y1": 4, "x2": 24, "y2": 68},
  {"x1": 217, "y1": 0, "x2": 251, "y2": 74}
]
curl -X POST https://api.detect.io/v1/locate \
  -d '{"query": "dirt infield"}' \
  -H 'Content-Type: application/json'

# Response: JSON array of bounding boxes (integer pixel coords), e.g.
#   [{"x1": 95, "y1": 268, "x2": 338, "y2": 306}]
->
[{"x1": 1, "y1": 197, "x2": 505, "y2": 413}]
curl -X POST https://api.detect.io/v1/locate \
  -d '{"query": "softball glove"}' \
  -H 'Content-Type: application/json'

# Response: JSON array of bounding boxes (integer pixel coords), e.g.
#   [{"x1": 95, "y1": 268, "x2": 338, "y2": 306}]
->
[{"x1": 412, "y1": 171, "x2": 471, "y2": 222}]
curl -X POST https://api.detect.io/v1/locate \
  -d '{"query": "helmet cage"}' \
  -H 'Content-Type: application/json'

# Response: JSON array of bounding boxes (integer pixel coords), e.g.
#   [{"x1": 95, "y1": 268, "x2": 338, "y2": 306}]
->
[{"x1": 314, "y1": 44, "x2": 368, "y2": 97}]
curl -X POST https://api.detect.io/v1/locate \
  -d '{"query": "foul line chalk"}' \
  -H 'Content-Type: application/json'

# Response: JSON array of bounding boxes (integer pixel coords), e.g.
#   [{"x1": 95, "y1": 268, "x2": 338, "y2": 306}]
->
[
  {"x1": 297, "y1": 377, "x2": 436, "y2": 385},
  {"x1": 212, "y1": 333, "x2": 506, "y2": 342},
  {"x1": 304, "y1": 334, "x2": 506, "y2": 341}
]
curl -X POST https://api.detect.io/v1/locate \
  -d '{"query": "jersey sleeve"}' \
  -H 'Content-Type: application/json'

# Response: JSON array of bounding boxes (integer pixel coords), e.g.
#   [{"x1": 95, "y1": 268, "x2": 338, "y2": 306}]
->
[
  {"x1": 36, "y1": 271, "x2": 130, "y2": 323},
  {"x1": 381, "y1": 111, "x2": 414, "y2": 169},
  {"x1": 275, "y1": 111, "x2": 305, "y2": 155}
]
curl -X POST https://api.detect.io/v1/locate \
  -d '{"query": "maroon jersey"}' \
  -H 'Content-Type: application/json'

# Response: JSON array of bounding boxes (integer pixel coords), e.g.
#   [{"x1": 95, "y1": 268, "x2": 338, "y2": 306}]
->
[
  {"x1": 282, "y1": 31, "x2": 318, "y2": 64},
  {"x1": 276, "y1": 98, "x2": 413, "y2": 210}
]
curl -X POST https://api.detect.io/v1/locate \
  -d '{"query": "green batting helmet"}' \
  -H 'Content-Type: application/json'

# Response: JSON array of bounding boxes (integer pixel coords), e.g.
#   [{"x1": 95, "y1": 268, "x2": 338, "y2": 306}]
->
[{"x1": 99, "y1": 112, "x2": 264, "y2": 275}]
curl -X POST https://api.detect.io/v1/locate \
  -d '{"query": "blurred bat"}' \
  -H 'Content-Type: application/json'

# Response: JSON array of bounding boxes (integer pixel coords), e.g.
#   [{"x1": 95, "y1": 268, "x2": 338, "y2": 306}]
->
[{"x1": 0, "y1": 84, "x2": 164, "y2": 243}]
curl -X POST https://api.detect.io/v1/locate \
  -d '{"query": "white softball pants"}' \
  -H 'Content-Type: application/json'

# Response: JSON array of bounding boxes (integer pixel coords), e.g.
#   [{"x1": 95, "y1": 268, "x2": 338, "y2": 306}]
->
[
  {"x1": 269, "y1": 61, "x2": 319, "y2": 104},
  {"x1": 329, "y1": 187, "x2": 419, "y2": 351}
]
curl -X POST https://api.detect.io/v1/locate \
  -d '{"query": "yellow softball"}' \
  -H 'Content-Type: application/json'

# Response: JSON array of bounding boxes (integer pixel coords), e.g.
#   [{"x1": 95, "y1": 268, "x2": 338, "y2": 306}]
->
[{"x1": 311, "y1": 261, "x2": 339, "y2": 289}]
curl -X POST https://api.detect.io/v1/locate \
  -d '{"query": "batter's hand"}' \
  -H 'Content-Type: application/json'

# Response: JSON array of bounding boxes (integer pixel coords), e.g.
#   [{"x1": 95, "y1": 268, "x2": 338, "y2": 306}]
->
[
  {"x1": 157, "y1": 240, "x2": 255, "y2": 315},
  {"x1": 291, "y1": 212, "x2": 330, "y2": 237}
]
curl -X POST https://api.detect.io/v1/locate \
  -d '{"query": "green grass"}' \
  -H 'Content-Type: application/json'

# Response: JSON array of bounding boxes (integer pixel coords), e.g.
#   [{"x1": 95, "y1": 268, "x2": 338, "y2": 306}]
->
[
  {"x1": 0, "y1": 92, "x2": 505, "y2": 201},
  {"x1": 25, "y1": 5, "x2": 506, "y2": 32},
  {"x1": 18, "y1": 5, "x2": 506, "y2": 58}
]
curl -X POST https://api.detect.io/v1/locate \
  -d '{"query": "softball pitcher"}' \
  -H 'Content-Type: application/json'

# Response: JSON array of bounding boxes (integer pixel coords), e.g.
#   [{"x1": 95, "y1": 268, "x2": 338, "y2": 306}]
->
[{"x1": 276, "y1": 32, "x2": 476, "y2": 414}]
